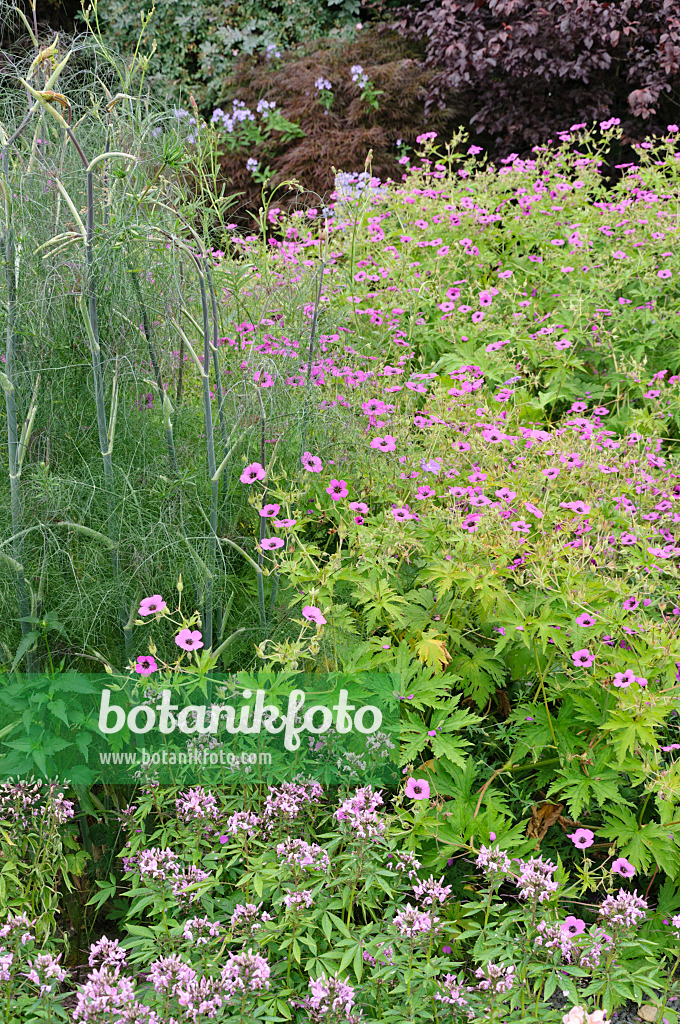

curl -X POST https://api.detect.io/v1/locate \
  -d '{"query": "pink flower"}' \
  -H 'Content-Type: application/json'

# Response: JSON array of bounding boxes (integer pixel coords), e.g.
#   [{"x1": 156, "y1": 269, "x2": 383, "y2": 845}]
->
[
  {"x1": 273, "y1": 518, "x2": 296, "y2": 528},
  {"x1": 611, "y1": 250, "x2": 627, "y2": 259},
  {"x1": 572, "y1": 649, "x2": 594, "y2": 668},
  {"x1": 175, "y1": 629, "x2": 204, "y2": 652},
  {"x1": 575, "y1": 613, "x2": 596, "y2": 628},
  {"x1": 301, "y1": 452, "x2": 323, "y2": 473},
  {"x1": 241, "y1": 462, "x2": 266, "y2": 484},
  {"x1": 135, "y1": 656, "x2": 157, "y2": 676},
  {"x1": 260, "y1": 537, "x2": 284, "y2": 550},
  {"x1": 326, "y1": 479, "x2": 349, "y2": 500},
  {"x1": 524, "y1": 502, "x2": 543, "y2": 519},
  {"x1": 512, "y1": 520, "x2": 531, "y2": 534},
  {"x1": 613, "y1": 669, "x2": 636, "y2": 688},
  {"x1": 138, "y1": 595, "x2": 168, "y2": 616},
  {"x1": 611, "y1": 857, "x2": 635, "y2": 878},
  {"x1": 260, "y1": 504, "x2": 280, "y2": 517},
  {"x1": 302, "y1": 606, "x2": 327, "y2": 625},
  {"x1": 568, "y1": 828, "x2": 595, "y2": 849},
  {"x1": 561, "y1": 916, "x2": 587, "y2": 935},
  {"x1": 405, "y1": 778, "x2": 430, "y2": 800},
  {"x1": 370, "y1": 435, "x2": 397, "y2": 452},
  {"x1": 349, "y1": 501, "x2": 369, "y2": 514}
]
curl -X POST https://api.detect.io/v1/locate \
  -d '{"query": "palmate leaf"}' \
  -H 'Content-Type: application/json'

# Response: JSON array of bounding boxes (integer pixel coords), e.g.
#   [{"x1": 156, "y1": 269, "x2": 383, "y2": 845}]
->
[
  {"x1": 449, "y1": 648, "x2": 504, "y2": 708},
  {"x1": 413, "y1": 629, "x2": 451, "y2": 672},
  {"x1": 600, "y1": 808, "x2": 680, "y2": 877},
  {"x1": 547, "y1": 752, "x2": 629, "y2": 819}
]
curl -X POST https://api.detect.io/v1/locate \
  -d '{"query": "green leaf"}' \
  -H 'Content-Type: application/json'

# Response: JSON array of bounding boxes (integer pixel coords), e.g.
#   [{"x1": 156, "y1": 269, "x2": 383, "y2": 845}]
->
[{"x1": 11, "y1": 630, "x2": 40, "y2": 672}]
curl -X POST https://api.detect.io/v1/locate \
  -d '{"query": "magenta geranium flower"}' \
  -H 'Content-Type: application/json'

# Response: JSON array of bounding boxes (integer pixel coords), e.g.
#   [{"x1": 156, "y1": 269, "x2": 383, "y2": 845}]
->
[
  {"x1": 572, "y1": 649, "x2": 594, "y2": 668},
  {"x1": 611, "y1": 857, "x2": 635, "y2": 878},
  {"x1": 301, "y1": 452, "x2": 323, "y2": 473},
  {"x1": 405, "y1": 778, "x2": 430, "y2": 800},
  {"x1": 302, "y1": 606, "x2": 327, "y2": 625},
  {"x1": 175, "y1": 629, "x2": 204, "y2": 652},
  {"x1": 623, "y1": 595, "x2": 639, "y2": 610},
  {"x1": 135, "y1": 655, "x2": 157, "y2": 676},
  {"x1": 240, "y1": 462, "x2": 266, "y2": 484},
  {"x1": 273, "y1": 518, "x2": 296, "y2": 528},
  {"x1": 561, "y1": 916, "x2": 587, "y2": 935},
  {"x1": 138, "y1": 595, "x2": 168, "y2": 616},
  {"x1": 568, "y1": 828, "x2": 595, "y2": 849},
  {"x1": 260, "y1": 503, "x2": 280, "y2": 518},
  {"x1": 260, "y1": 537, "x2": 284, "y2": 550},
  {"x1": 370, "y1": 435, "x2": 396, "y2": 452},
  {"x1": 326, "y1": 479, "x2": 349, "y2": 501},
  {"x1": 349, "y1": 502, "x2": 369, "y2": 514},
  {"x1": 575, "y1": 613, "x2": 596, "y2": 628},
  {"x1": 613, "y1": 669, "x2": 636, "y2": 688}
]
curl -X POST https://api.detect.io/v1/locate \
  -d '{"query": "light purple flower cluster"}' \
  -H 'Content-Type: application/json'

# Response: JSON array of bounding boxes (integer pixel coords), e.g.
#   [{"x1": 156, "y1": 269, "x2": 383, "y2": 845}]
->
[
  {"x1": 230, "y1": 903, "x2": 272, "y2": 936},
  {"x1": 299, "y1": 973, "x2": 359, "y2": 1023},
  {"x1": 263, "y1": 780, "x2": 323, "y2": 826},
  {"x1": 23, "y1": 951, "x2": 67, "y2": 995},
  {"x1": 176, "y1": 787, "x2": 219, "y2": 822},
  {"x1": 283, "y1": 889, "x2": 314, "y2": 910},
  {"x1": 88, "y1": 937, "x2": 127, "y2": 970},
  {"x1": 0, "y1": 913, "x2": 34, "y2": 946},
  {"x1": 277, "y1": 837, "x2": 330, "y2": 873},
  {"x1": 0, "y1": 779, "x2": 74, "y2": 828},
  {"x1": 474, "y1": 961, "x2": 516, "y2": 993},
  {"x1": 475, "y1": 843, "x2": 512, "y2": 881},
  {"x1": 435, "y1": 973, "x2": 470, "y2": 1008},
  {"x1": 392, "y1": 903, "x2": 441, "y2": 938},
  {"x1": 183, "y1": 917, "x2": 221, "y2": 945},
  {"x1": 598, "y1": 890, "x2": 647, "y2": 929},
  {"x1": 73, "y1": 966, "x2": 137, "y2": 1022},
  {"x1": 145, "y1": 949, "x2": 269, "y2": 1021},
  {"x1": 535, "y1": 920, "x2": 575, "y2": 961},
  {"x1": 334, "y1": 785, "x2": 385, "y2": 840},
  {"x1": 413, "y1": 875, "x2": 453, "y2": 905},
  {"x1": 220, "y1": 809, "x2": 260, "y2": 840},
  {"x1": 516, "y1": 856, "x2": 559, "y2": 903},
  {"x1": 388, "y1": 850, "x2": 422, "y2": 880},
  {"x1": 123, "y1": 847, "x2": 211, "y2": 907}
]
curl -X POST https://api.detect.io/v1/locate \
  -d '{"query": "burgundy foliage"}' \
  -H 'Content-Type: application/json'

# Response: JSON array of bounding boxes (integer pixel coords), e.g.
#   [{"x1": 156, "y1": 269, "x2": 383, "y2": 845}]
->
[{"x1": 392, "y1": 0, "x2": 680, "y2": 151}]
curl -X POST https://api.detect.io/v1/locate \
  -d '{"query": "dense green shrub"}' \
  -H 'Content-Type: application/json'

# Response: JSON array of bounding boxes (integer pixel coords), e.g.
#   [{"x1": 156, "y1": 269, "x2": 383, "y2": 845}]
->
[{"x1": 84, "y1": 0, "x2": 365, "y2": 112}]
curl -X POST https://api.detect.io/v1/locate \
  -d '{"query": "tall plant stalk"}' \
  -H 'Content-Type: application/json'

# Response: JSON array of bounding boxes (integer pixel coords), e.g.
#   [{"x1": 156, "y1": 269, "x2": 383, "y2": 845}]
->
[
  {"x1": 128, "y1": 268, "x2": 177, "y2": 474},
  {"x1": 1, "y1": 140, "x2": 36, "y2": 671}
]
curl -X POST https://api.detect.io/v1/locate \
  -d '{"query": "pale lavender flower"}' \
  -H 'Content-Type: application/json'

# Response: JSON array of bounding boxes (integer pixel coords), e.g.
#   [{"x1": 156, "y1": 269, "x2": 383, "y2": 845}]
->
[
  {"x1": 88, "y1": 937, "x2": 127, "y2": 970},
  {"x1": 147, "y1": 954, "x2": 193, "y2": 993},
  {"x1": 598, "y1": 890, "x2": 647, "y2": 929},
  {"x1": 176, "y1": 787, "x2": 219, "y2": 822},
  {"x1": 413, "y1": 875, "x2": 453, "y2": 905},
  {"x1": 475, "y1": 962, "x2": 515, "y2": 993},
  {"x1": 283, "y1": 889, "x2": 314, "y2": 909},
  {"x1": 277, "y1": 838, "x2": 330, "y2": 872},
  {"x1": 388, "y1": 850, "x2": 422, "y2": 880},
  {"x1": 220, "y1": 810, "x2": 260, "y2": 839},
  {"x1": 221, "y1": 949, "x2": 271, "y2": 998},
  {"x1": 392, "y1": 903, "x2": 440, "y2": 938},
  {"x1": 183, "y1": 917, "x2": 221, "y2": 945},
  {"x1": 435, "y1": 973, "x2": 469, "y2": 1007},
  {"x1": 73, "y1": 966, "x2": 136, "y2": 1021},
  {"x1": 516, "y1": 856, "x2": 559, "y2": 903},
  {"x1": 299, "y1": 973, "x2": 358, "y2": 1023},
  {"x1": 334, "y1": 785, "x2": 385, "y2": 840},
  {"x1": 475, "y1": 844, "x2": 512, "y2": 881},
  {"x1": 24, "y1": 952, "x2": 68, "y2": 995},
  {"x1": 230, "y1": 903, "x2": 272, "y2": 936}
]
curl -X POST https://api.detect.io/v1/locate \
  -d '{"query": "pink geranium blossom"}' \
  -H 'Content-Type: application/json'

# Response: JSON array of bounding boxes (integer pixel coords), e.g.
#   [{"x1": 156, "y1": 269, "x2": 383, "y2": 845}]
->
[{"x1": 175, "y1": 629, "x2": 204, "y2": 652}]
